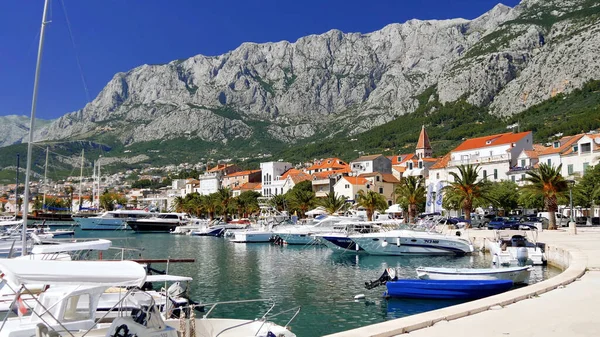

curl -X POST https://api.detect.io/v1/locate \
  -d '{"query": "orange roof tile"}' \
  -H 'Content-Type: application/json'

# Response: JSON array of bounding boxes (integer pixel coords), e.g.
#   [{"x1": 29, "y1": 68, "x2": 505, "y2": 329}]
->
[
  {"x1": 392, "y1": 165, "x2": 406, "y2": 173},
  {"x1": 538, "y1": 134, "x2": 583, "y2": 156},
  {"x1": 523, "y1": 150, "x2": 539, "y2": 159},
  {"x1": 452, "y1": 132, "x2": 531, "y2": 152},
  {"x1": 225, "y1": 170, "x2": 260, "y2": 178},
  {"x1": 359, "y1": 172, "x2": 401, "y2": 183},
  {"x1": 233, "y1": 182, "x2": 262, "y2": 191},
  {"x1": 388, "y1": 153, "x2": 414, "y2": 165},
  {"x1": 306, "y1": 158, "x2": 349, "y2": 171},
  {"x1": 430, "y1": 153, "x2": 451, "y2": 170},
  {"x1": 343, "y1": 176, "x2": 368, "y2": 186},
  {"x1": 416, "y1": 125, "x2": 431, "y2": 150},
  {"x1": 282, "y1": 168, "x2": 312, "y2": 184},
  {"x1": 422, "y1": 158, "x2": 438, "y2": 162},
  {"x1": 207, "y1": 164, "x2": 233, "y2": 173}
]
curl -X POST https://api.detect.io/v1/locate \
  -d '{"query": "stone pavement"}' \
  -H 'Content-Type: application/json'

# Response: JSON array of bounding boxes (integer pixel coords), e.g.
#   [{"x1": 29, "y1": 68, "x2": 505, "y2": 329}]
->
[{"x1": 324, "y1": 228, "x2": 600, "y2": 337}]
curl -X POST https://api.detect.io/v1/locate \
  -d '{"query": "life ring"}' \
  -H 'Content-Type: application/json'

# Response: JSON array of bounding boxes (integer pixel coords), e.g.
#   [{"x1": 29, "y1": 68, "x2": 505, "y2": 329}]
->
[{"x1": 113, "y1": 324, "x2": 129, "y2": 337}]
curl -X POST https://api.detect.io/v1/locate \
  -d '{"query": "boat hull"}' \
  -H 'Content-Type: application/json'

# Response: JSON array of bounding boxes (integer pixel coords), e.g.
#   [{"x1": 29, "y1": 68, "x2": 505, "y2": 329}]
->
[
  {"x1": 75, "y1": 217, "x2": 127, "y2": 230},
  {"x1": 416, "y1": 266, "x2": 531, "y2": 284},
  {"x1": 274, "y1": 233, "x2": 319, "y2": 245},
  {"x1": 319, "y1": 235, "x2": 363, "y2": 252},
  {"x1": 386, "y1": 279, "x2": 514, "y2": 300},
  {"x1": 351, "y1": 233, "x2": 473, "y2": 256},
  {"x1": 230, "y1": 231, "x2": 273, "y2": 243},
  {"x1": 127, "y1": 221, "x2": 178, "y2": 233},
  {"x1": 190, "y1": 227, "x2": 225, "y2": 237}
]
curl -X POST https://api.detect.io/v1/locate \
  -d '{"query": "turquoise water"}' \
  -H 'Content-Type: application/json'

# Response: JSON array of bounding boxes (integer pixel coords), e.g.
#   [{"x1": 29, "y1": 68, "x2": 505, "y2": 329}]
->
[{"x1": 58, "y1": 227, "x2": 556, "y2": 337}]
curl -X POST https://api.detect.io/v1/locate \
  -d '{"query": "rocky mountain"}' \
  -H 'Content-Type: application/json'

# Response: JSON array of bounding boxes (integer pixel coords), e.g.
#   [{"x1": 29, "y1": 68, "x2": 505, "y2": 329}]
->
[
  {"x1": 22, "y1": 0, "x2": 600, "y2": 157},
  {"x1": 0, "y1": 115, "x2": 52, "y2": 148}
]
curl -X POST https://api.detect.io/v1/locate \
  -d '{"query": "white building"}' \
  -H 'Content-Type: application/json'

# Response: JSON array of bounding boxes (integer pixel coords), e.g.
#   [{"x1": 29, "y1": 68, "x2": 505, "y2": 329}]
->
[
  {"x1": 350, "y1": 154, "x2": 392, "y2": 175},
  {"x1": 260, "y1": 161, "x2": 293, "y2": 197},
  {"x1": 537, "y1": 132, "x2": 600, "y2": 179},
  {"x1": 428, "y1": 131, "x2": 533, "y2": 187}
]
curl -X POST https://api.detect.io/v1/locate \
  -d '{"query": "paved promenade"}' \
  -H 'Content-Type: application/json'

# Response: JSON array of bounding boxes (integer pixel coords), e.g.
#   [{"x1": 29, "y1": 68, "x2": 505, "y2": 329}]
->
[{"x1": 324, "y1": 228, "x2": 600, "y2": 337}]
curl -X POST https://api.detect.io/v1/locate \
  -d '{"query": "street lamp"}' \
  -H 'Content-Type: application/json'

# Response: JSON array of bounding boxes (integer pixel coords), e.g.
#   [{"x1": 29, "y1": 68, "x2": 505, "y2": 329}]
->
[{"x1": 567, "y1": 179, "x2": 576, "y2": 235}]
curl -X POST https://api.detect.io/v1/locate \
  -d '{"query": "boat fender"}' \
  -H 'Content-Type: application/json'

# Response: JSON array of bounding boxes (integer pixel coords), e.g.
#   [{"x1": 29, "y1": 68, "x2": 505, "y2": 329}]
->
[
  {"x1": 112, "y1": 324, "x2": 129, "y2": 337},
  {"x1": 354, "y1": 294, "x2": 365, "y2": 300},
  {"x1": 381, "y1": 240, "x2": 388, "y2": 247}
]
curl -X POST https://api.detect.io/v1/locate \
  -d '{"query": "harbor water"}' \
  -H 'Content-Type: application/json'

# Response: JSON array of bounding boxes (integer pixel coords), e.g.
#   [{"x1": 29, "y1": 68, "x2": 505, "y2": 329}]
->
[{"x1": 57, "y1": 227, "x2": 557, "y2": 337}]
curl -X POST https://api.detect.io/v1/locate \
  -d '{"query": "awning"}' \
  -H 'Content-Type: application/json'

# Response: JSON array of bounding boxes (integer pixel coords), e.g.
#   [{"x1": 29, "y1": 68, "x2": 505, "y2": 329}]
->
[
  {"x1": 29, "y1": 239, "x2": 112, "y2": 254},
  {"x1": 0, "y1": 260, "x2": 146, "y2": 287},
  {"x1": 145, "y1": 275, "x2": 193, "y2": 282}
]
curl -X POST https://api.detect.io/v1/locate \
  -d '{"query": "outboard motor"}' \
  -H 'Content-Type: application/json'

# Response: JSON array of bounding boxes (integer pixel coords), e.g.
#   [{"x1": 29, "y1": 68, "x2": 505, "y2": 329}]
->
[
  {"x1": 167, "y1": 281, "x2": 187, "y2": 298},
  {"x1": 365, "y1": 268, "x2": 397, "y2": 289},
  {"x1": 517, "y1": 247, "x2": 529, "y2": 266}
]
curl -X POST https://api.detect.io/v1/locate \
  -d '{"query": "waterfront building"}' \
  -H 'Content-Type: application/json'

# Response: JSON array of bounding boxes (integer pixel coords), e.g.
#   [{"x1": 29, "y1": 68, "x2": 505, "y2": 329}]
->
[
  {"x1": 221, "y1": 170, "x2": 261, "y2": 189},
  {"x1": 350, "y1": 154, "x2": 392, "y2": 175},
  {"x1": 428, "y1": 131, "x2": 533, "y2": 188},
  {"x1": 232, "y1": 182, "x2": 262, "y2": 197},
  {"x1": 333, "y1": 176, "x2": 369, "y2": 202},
  {"x1": 260, "y1": 161, "x2": 293, "y2": 197},
  {"x1": 184, "y1": 179, "x2": 200, "y2": 195},
  {"x1": 537, "y1": 132, "x2": 600, "y2": 179},
  {"x1": 305, "y1": 158, "x2": 349, "y2": 174},
  {"x1": 198, "y1": 164, "x2": 241, "y2": 195},
  {"x1": 279, "y1": 168, "x2": 312, "y2": 193}
]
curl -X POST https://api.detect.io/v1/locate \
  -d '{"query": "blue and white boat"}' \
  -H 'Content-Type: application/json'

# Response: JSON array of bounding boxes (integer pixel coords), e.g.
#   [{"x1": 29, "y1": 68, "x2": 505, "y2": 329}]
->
[
  {"x1": 350, "y1": 228, "x2": 474, "y2": 256},
  {"x1": 74, "y1": 210, "x2": 154, "y2": 230},
  {"x1": 416, "y1": 266, "x2": 532, "y2": 284},
  {"x1": 385, "y1": 279, "x2": 514, "y2": 300}
]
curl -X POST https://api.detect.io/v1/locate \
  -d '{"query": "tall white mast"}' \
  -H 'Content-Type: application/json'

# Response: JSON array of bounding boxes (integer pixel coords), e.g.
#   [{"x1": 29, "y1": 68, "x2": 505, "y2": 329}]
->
[
  {"x1": 78, "y1": 149, "x2": 84, "y2": 210},
  {"x1": 97, "y1": 157, "x2": 102, "y2": 207},
  {"x1": 42, "y1": 146, "x2": 48, "y2": 209},
  {"x1": 21, "y1": 0, "x2": 50, "y2": 256}
]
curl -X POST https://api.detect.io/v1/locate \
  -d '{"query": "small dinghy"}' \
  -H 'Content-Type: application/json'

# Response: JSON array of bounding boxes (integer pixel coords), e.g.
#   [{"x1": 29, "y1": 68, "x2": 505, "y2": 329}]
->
[
  {"x1": 416, "y1": 266, "x2": 531, "y2": 284},
  {"x1": 385, "y1": 279, "x2": 514, "y2": 300}
]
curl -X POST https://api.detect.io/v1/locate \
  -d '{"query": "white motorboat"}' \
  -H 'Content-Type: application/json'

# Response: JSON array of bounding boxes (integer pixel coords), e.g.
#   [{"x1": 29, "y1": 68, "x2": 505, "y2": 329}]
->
[
  {"x1": 487, "y1": 230, "x2": 546, "y2": 266},
  {"x1": 172, "y1": 219, "x2": 210, "y2": 235},
  {"x1": 190, "y1": 219, "x2": 248, "y2": 237},
  {"x1": 273, "y1": 215, "x2": 360, "y2": 245},
  {"x1": 350, "y1": 228, "x2": 474, "y2": 256},
  {"x1": 74, "y1": 209, "x2": 155, "y2": 230},
  {"x1": 228, "y1": 223, "x2": 274, "y2": 243},
  {"x1": 314, "y1": 220, "x2": 395, "y2": 252},
  {"x1": 416, "y1": 266, "x2": 532, "y2": 284},
  {"x1": 0, "y1": 259, "x2": 297, "y2": 337}
]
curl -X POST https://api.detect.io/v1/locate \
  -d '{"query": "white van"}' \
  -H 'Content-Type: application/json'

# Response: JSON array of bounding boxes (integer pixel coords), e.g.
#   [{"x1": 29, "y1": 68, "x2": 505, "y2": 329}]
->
[{"x1": 537, "y1": 212, "x2": 567, "y2": 226}]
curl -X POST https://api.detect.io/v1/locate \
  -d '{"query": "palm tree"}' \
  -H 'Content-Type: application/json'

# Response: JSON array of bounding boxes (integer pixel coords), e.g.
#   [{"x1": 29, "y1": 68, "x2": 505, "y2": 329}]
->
[
  {"x1": 319, "y1": 192, "x2": 347, "y2": 214},
  {"x1": 395, "y1": 176, "x2": 426, "y2": 224},
  {"x1": 442, "y1": 165, "x2": 495, "y2": 225},
  {"x1": 521, "y1": 163, "x2": 568, "y2": 230},
  {"x1": 269, "y1": 194, "x2": 287, "y2": 212},
  {"x1": 172, "y1": 196, "x2": 186, "y2": 213},
  {"x1": 216, "y1": 188, "x2": 232, "y2": 217},
  {"x1": 288, "y1": 189, "x2": 316, "y2": 218},
  {"x1": 356, "y1": 190, "x2": 388, "y2": 221},
  {"x1": 203, "y1": 193, "x2": 219, "y2": 220}
]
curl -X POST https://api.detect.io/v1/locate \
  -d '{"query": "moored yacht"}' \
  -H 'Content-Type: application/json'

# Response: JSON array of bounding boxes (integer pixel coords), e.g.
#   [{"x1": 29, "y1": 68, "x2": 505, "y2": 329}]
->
[
  {"x1": 74, "y1": 209, "x2": 154, "y2": 230},
  {"x1": 273, "y1": 215, "x2": 361, "y2": 245},
  {"x1": 350, "y1": 227, "x2": 474, "y2": 256},
  {"x1": 127, "y1": 213, "x2": 191, "y2": 233},
  {"x1": 487, "y1": 230, "x2": 546, "y2": 266}
]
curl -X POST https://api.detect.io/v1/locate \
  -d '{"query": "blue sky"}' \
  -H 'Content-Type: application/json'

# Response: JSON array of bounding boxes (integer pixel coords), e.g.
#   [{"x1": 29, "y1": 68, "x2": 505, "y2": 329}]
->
[{"x1": 0, "y1": 0, "x2": 520, "y2": 120}]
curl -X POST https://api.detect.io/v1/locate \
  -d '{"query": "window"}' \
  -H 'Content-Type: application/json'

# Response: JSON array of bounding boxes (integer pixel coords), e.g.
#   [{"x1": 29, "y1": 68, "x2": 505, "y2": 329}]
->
[
  {"x1": 553, "y1": 141, "x2": 560, "y2": 148},
  {"x1": 345, "y1": 184, "x2": 350, "y2": 189},
  {"x1": 436, "y1": 173, "x2": 440, "y2": 179},
  {"x1": 521, "y1": 174, "x2": 525, "y2": 181},
  {"x1": 366, "y1": 184, "x2": 370, "y2": 189},
  {"x1": 482, "y1": 170, "x2": 487, "y2": 180},
  {"x1": 568, "y1": 164, "x2": 574, "y2": 175},
  {"x1": 581, "y1": 143, "x2": 591, "y2": 153},
  {"x1": 573, "y1": 145, "x2": 578, "y2": 153},
  {"x1": 379, "y1": 187, "x2": 384, "y2": 194},
  {"x1": 376, "y1": 176, "x2": 380, "y2": 182},
  {"x1": 418, "y1": 161, "x2": 423, "y2": 169},
  {"x1": 547, "y1": 159, "x2": 551, "y2": 166},
  {"x1": 511, "y1": 176, "x2": 515, "y2": 182},
  {"x1": 408, "y1": 162, "x2": 413, "y2": 170},
  {"x1": 63, "y1": 294, "x2": 92, "y2": 322},
  {"x1": 366, "y1": 162, "x2": 370, "y2": 167},
  {"x1": 584, "y1": 162, "x2": 590, "y2": 172},
  {"x1": 493, "y1": 169, "x2": 498, "y2": 180},
  {"x1": 521, "y1": 159, "x2": 526, "y2": 167}
]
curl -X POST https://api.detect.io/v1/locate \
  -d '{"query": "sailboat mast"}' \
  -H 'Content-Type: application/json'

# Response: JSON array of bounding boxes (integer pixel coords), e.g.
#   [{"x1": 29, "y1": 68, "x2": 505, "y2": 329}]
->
[
  {"x1": 97, "y1": 158, "x2": 102, "y2": 207},
  {"x1": 42, "y1": 146, "x2": 48, "y2": 209},
  {"x1": 78, "y1": 149, "x2": 84, "y2": 210},
  {"x1": 15, "y1": 154, "x2": 20, "y2": 219},
  {"x1": 21, "y1": 0, "x2": 51, "y2": 256}
]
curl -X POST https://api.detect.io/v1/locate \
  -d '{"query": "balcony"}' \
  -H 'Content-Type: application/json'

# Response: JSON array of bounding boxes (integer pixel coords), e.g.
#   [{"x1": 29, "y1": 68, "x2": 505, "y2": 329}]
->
[
  {"x1": 508, "y1": 165, "x2": 534, "y2": 173},
  {"x1": 449, "y1": 154, "x2": 510, "y2": 167}
]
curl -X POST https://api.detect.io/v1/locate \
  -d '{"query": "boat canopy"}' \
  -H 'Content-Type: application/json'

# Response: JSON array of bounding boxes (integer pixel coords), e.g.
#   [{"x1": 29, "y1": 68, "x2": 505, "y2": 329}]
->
[
  {"x1": 29, "y1": 239, "x2": 112, "y2": 254},
  {"x1": 145, "y1": 274, "x2": 193, "y2": 282},
  {"x1": 0, "y1": 259, "x2": 146, "y2": 287}
]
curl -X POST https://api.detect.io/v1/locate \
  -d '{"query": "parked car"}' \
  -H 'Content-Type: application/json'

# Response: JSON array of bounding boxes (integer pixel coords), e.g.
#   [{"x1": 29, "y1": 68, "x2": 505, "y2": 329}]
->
[
  {"x1": 520, "y1": 216, "x2": 547, "y2": 230},
  {"x1": 470, "y1": 214, "x2": 496, "y2": 228},
  {"x1": 487, "y1": 216, "x2": 521, "y2": 230}
]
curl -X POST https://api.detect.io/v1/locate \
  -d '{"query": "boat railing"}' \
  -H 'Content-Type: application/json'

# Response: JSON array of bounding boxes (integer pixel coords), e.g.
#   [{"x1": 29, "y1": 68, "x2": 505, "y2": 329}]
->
[{"x1": 185, "y1": 298, "x2": 300, "y2": 337}]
